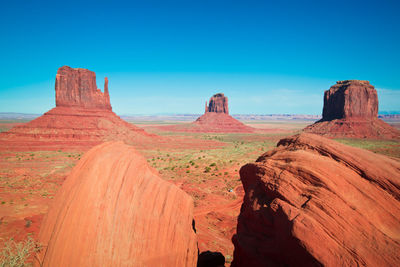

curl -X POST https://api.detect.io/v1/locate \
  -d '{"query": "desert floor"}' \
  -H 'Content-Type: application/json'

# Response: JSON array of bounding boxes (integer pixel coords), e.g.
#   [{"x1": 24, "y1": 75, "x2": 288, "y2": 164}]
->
[{"x1": 1, "y1": 119, "x2": 399, "y2": 265}]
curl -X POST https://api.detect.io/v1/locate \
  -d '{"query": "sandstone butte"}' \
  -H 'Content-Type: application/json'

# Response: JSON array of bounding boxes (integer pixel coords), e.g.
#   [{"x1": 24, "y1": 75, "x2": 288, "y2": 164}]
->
[
  {"x1": 232, "y1": 133, "x2": 400, "y2": 267},
  {"x1": 0, "y1": 66, "x2": 154, "y2": 150},
  {"x1": 160, "y1": 93, "x2": 254, "y2": 133},
  {"x1": 304, "y1": 80, "x2": 400, "y2": 139},
  {"x1": 35, "y1": 141, "x2": 198, "y2": 267}
]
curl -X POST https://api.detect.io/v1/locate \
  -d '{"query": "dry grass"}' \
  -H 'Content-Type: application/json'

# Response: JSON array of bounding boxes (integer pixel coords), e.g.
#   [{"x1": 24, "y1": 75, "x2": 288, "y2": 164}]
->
[{"x1": 0, "y1": 237, "x2": 41, "y2": 267}]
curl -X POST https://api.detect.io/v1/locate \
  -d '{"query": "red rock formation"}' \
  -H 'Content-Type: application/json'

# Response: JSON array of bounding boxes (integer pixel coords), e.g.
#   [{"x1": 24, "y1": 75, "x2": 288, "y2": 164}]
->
[
  {"x1": 322, "y1": 80, "x2": 378, "y2": 120},
  {"x1": 206, "y1": 93, "x2": 229, "y2": 114},
  {"x1": 35, "y1": 141, "x2": 198, "y2": 267},
  {"x1": 304, "y1": 118, "x2": 399, "y2": 139},
  {"x1": 304, "y1": 80, "x2": 399, "y2": 139},
  {"x1": 159, "y1": 93, "x2": 253, "y2": 133},
  {"x1": 0, "y1": 66, "x2": 154, "y2": 150},
  {"x1": 192, "y1": 112, "x2": 253, "y2": 133},
  {"x1": 192, "y1": 93, "x2": 252, "y2": 132},
  {"x1": 232, "y1": 133, "x2": 400, "y2": 267},
  {"x1": 55, "y1": 66, "x2": 112, "y2": 110}
]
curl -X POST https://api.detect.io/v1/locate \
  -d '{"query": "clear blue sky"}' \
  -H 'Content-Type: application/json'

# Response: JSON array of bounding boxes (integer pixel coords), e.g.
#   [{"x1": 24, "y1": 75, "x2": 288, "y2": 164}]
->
[{"x1": 1, "y1": 0, "x2": 399, "y2": 115}]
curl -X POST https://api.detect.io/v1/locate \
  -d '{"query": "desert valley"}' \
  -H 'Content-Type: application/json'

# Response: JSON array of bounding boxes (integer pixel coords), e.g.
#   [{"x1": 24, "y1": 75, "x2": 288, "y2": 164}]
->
[
  {"x1": 0, "y1": 66, "x2": 399, "y2": 266},
  {"x1": 1, "y1": 1, "x2": 400, "y2": 266}
]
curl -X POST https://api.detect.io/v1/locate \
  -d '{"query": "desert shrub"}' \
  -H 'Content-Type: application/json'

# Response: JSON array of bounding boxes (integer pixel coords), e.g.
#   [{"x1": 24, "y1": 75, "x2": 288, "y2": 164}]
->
[
  {"x1": 0, "y1": 237, "x2": 41, "y2": 267},
  {"x1": 204, "y1": 167, "x2": 211, "y2": 173},
  {"x1": 210, "y1": 163, "x2": 216, "y2": 167}
]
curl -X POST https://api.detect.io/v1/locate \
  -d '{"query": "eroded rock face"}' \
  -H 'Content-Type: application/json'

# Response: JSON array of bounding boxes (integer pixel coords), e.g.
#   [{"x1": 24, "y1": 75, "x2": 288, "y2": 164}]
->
[
  {"x1": 55, "y1": 66, "x2": 111, "y2": 110},
  {"x1": 206, "y1": 93, "x2": 229, "y2": 114},
  {"x1": 189, "y1": 93, "x2": 252, "y2": 132},
  {"x1": 0, "y1": 66, "x2": 154, "y2": 150},
  {"x1": 193, "y1": 112, "x2": 254, "y2": 133},
  {"x1": 36, "y1": 142, "x2": 198, "y2": 267},
  {"x1": 232, "y1": 133, "x2": 400, "y2": 267},
  {"x1": 157, "y1": 93, "x2": 253, "y2": 133},
  {"x1": 303, "y1": 117, "x2": 400, "y2": 139},
  {"x1": 304, "y1": 80, "x2": 399, "y2": 139},
  {"x1": 322, "y1": 80, "x2": 378, "y2": 120}
]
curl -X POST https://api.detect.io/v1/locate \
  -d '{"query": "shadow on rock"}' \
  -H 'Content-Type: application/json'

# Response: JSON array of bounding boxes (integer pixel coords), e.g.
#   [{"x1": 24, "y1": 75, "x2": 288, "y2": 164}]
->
[{"x1": 197, "y1": 251, "x2": 225, "y2": 267}]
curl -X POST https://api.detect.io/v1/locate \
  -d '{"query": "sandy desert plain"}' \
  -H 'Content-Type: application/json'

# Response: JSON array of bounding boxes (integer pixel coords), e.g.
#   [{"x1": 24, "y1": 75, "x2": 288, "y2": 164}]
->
[
  {"x1": 0, "y1": 112, "x2": 399, "y2": 265},
  {"x1": 3, "y1": 0, "x2": 400, "y2": 265}
]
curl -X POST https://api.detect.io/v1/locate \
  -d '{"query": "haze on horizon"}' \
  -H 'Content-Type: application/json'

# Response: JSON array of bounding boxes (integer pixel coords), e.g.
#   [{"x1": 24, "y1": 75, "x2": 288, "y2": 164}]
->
[{"x1": 1, "y1": 0, "x2": 399, "y2": 115}]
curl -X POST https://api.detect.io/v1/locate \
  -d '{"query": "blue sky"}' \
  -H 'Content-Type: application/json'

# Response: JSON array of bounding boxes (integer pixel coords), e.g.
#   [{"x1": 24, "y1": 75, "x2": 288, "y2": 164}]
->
[{"x1": 1, "y1": 0, "x2": 399, "y2": 115}]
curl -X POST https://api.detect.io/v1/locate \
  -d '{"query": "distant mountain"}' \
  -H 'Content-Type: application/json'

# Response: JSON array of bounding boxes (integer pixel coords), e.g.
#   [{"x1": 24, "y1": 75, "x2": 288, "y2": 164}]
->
[
  {"x1": 379, "y1": 111, "x2": 400, "y2": 115},
  {"x1": 1, "y1": 112, "x2": 399, "y2": 123},
  {"x1": 0, "y1": 112, "x2": 40, "y2": 120}
]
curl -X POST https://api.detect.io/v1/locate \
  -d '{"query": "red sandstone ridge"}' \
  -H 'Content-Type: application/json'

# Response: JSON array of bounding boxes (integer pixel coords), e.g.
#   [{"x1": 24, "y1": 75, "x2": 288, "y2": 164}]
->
[
  {"x1": 159, "y1": 93, "x2": 254, "y2": 133},
  {"x1": 304, "y1": 80, "x2": 399, "y2": 139},
  {"x1": 35, "y1": 141, "x2": 198, "y2": 267},
  {"x1": 0, "y1": 66, "x2": 154, "y2": 150},
  {"x1": 232, "y1": 133, "x2": 400, "y2": 267}
]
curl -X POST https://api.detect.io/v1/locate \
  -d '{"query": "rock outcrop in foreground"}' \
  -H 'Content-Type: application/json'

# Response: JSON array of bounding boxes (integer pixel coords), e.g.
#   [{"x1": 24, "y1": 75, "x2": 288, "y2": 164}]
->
[
  {"x1": 36, "y1": 142, "x2": 197, "y2": 267},
  {"x1": 0, "y1": 66, "x2": 153, "y2": 150},
  {"x1": 232, "y1": 133, "x2": 400, "y2": 266},
  {"x1": 304, "y1": 80, "x2": 399, "y2": 139}
]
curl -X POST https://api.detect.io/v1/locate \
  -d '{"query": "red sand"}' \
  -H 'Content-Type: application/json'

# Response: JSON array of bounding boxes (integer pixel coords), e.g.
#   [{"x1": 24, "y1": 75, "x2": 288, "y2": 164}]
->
[{"x1": 159, "y1": 112, "x2": 254, "y2": 133}]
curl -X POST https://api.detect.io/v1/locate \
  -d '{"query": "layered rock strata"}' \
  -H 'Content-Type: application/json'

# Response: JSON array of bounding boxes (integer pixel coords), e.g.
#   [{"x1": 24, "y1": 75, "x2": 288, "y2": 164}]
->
[
  {"x1": 232, "y1": 133, "x2": 400, "y2": 266},
  {"x1": 304, "y1": 80, "x2": 399, "y2": 139},
  {"x1": 36, "y1": 141, "x2": 198, "y2": 266},
  {"x1": 0, "y1": 66, "x2": 153, "y2": 150}
]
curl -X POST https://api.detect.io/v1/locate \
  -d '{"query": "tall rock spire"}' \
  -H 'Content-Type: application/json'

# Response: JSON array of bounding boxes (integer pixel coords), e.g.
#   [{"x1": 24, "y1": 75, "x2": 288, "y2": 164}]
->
[
  {"x1": 206, "y1": 93, "x2": 229, "y2": 114},
  {"x1": 55, "y1": 66, "x2": 112, "y2": 110}
]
